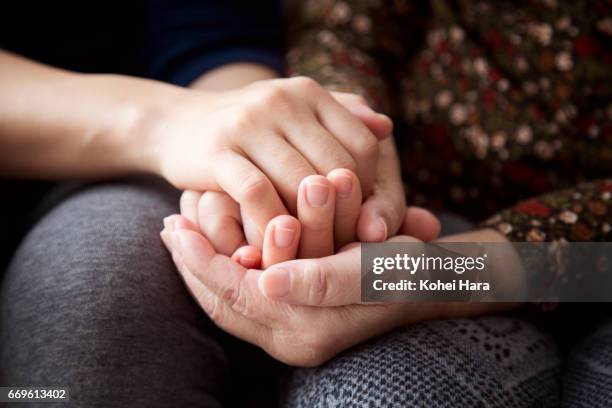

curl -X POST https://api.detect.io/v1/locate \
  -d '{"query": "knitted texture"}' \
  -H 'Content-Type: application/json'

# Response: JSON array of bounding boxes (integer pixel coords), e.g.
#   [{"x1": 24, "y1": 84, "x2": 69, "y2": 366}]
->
[{"x1": 283, "y1": 316, "x2": 562, "y2": 407}]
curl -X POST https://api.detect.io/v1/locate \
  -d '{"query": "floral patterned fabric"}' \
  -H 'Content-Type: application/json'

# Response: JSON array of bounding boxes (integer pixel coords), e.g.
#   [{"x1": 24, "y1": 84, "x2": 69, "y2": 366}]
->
[{"x1": 286, "y1": 0, "x2": 612, "y2": 243}]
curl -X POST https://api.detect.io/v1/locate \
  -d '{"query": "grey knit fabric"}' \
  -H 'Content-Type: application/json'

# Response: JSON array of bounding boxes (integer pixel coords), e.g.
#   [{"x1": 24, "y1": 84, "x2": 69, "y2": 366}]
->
[
  {"x1": 562, "y1": 319, "x2": 612, "y2": 407},
  {"x1": 0, "y1": 179, "x2": 230, "y2": 407},
  {"x1": 283, "y1": 317, "x2": 563, "y2": 407}
]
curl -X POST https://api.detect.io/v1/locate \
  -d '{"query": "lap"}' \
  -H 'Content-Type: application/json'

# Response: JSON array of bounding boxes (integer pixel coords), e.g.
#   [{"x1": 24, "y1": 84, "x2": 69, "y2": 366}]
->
[
  {"x1": 283, "y1": 316, "x2": 562, "y2": 408},
  {"x1": 0, "y1": 178, "x2": 228, "y2": 407},
  {"x1": 563, "y1": 317, "x2": 612, "y2": 407},
  {"x1": 5, "y1": 179, "x2": 612, "y2": 407}
]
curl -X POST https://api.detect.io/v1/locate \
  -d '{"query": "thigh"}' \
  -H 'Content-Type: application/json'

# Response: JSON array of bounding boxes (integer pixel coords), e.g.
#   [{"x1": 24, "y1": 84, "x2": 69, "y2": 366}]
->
[
  {"x1": 0, "y1": 178, "x2": 228, "y2": 408},
  {"x1": 283, "y1": 316, "x2": 562, "y2": 408},
  {"x1": 562, "y1": 317, "x2": 612, "y2": 407}
]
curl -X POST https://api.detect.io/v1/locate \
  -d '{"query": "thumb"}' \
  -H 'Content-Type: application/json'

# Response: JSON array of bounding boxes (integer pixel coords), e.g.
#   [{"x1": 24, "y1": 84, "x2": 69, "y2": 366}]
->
[
  {"x1": 357, "y1": 138, "x2": 406, "y2": 242},
  {"x1": 401, "y1": 207, "x2": 441, "y2": 242},
  {"x1": 258, "y1": 245, "x2": 362, "y2": 306}
]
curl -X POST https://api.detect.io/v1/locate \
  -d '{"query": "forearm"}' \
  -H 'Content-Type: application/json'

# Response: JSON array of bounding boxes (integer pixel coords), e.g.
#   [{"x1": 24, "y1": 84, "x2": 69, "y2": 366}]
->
[
  {"x1": 440, "y1": 228, "x2": 523, "y2": 318},
  {"x1": 0, "y1": 50, "x2": 183, "y2": 180},
  {"x1": 435, "y1": 228, "x2": 510, "y2": 244},
  {"x1": 189, "y1": 63, "x2": 278, "y2": 91}
]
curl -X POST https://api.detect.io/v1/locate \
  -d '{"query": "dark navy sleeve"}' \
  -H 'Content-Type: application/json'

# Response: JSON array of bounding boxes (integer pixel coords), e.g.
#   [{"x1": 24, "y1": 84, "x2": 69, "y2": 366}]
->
[{"x1": 145, "y1": 0, "x2": 284, "y2": 86}]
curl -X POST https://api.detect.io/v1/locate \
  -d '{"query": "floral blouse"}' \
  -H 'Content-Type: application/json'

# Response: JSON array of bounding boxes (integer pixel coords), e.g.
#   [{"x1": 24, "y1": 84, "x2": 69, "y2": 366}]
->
[{"x1": 286, "y1": 0, "x2": 612, "y2": 243}]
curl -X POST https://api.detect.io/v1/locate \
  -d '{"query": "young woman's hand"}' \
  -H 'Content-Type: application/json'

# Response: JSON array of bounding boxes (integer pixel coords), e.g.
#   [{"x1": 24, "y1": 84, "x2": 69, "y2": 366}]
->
[
  {"x1": 0, "y1": 50, "x2": 400, "y2": 245},
  {"x1": 150, "y1": 77, "x2": 390, "y2": 239}
]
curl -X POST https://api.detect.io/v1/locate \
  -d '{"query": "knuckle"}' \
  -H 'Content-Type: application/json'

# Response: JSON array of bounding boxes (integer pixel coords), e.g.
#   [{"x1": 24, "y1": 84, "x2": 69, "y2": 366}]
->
[
  {"x1": 334, "y1": 204, "x2": 357, "y2": 220},
  {"x1": 198, "y1": 191, "x2": 221, "y2": 211},
  {"x1": 303, "y1": 215, "x2": 333, "y2": 234},
  {"x1": 291, "y1": 76, "x2": 320, "y2": 92},
  {"x1": 260, "y1": 85, "x2": 288, "y2": 106},
  {"x1": 228, "y1": 280, "x2": 249, "y2": 316},
  {"x1": 228, "y1": 107, "x2": 258, "y2": 134},
  {"x1": 351, "y1": 93, "x2": 368, "y2": 106},
  {"x1": 238, "y1": 173, "x2": 270, "y2": 202},
  {"x1": 304, "y1": 261, "x2": 329, "y2": 306},
  {"x1": 218, "y1": 267, "x2": 251, "y2": 317},
  {"x1": 219, "y1": 285, "x2": 239, "y2": 308},
  {"x1": 334, "y1": 154, "x2": 358, "y2": 173},
  {"x1": 259, "y1": 86, "x2": 302, "y2": 118},
  {"x1": 275, "y1": 148, "x2": 298, "y2": 169},
  {"x1": 377, "y1": 180, "x2": 407, "y2": 216},
  {"x1": 379, "y1": 200, "x2": 404, "y2": 230},
  {"x1": 354, "y1": 134, "x2": 379, "y2": 160},
  {"x1": 277, "y1": 156, "x2": 312, "y2": 189}
]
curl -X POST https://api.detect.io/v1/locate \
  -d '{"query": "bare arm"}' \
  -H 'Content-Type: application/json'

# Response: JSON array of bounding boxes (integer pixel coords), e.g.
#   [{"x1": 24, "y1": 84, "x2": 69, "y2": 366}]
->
[
  {"x1": 189, "y1": 63, "x2": 278, "y2": 91},
  {"x1": 0, "y1": 50, "x2": 184, "y2": 179}
]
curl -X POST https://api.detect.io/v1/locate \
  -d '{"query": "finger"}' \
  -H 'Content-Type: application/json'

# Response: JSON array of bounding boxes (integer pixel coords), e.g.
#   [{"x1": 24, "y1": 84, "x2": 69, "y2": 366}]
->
[
  {"x1": 326, "y1": 168, "x2": 362, "y2": 249},
  {"x1": 162, "y1": 214, "x2": 200, "y2": 234},
  {"x1": 400, "y1": 207, "x2": 441, "y2": 242},
  {"x1": 241, "y1": 208, "x2": 263, "y2": 249},
  {"x1": 282, "y1": 118, "x2": 358, "y2": 184},
  {"x1": 162, "y1": 226, "x2": 270, "y2": 346},
  {"x1": 357, "y1": 138, "x2": 406, "y2": 242},
  {"x1": 262, "y1": 215, "x2": 301, "y2": 268},
  {"x1": 297, "y1": 175, "x2": 335, "y2": 259},
  {"x1": 198, "y1": 191, "x2": 245, "y2": 256},
  {"x1": 231, "y1": 245, "x2": 262, "y2": 269},
  {"x1": 242, "y1": 135, "x2": 316, "y2": 214},
  {"x1": 170, "y1": 226, "x2": 279, "y2": 325},
  {"x1": 314, "y1": 91, "x2": 380, "y2": 196},
  {"x1": 160, "y1": 214, "x2": 202, "y2": 263},
  {"x1": 258, "y1": 245, "x2": 361, "y2": 306},
  {"x1": 181, "y1": 265, "x2": 270, "y2": 347},
  {"x1": 180, "y1": 190, "x2": 202, "y2": 228},
  {"x1": 330, "y1": 92, "x2": 393, "y2": 140},
  {"x1": 258, "y1": 235, "x2": 428, "y2": 307},
  {"x1": 213, "y1": 149, "x2": 288, "y2": 241}
]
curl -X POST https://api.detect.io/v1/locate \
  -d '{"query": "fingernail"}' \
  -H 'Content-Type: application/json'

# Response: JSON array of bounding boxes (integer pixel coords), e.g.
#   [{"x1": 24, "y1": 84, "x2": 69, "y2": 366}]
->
[
  {"x1": 273, "y1": 225, "x2": 296, "y2": 248},
  {"x1": 334, "y1": 175, "x2": 353, "y2": 199},
  {"x1": 305, "y1": 182, "x2": 329, "y2": 207},
  {"x1": 377, "y1": 217, "x2": 388, "y2": 241},
  {"x1": 260, "y1": 268, "x2": 290, "y2": 298},
  {"x1": 239, "y1": 255, "x2": 258, "y2": 269}
]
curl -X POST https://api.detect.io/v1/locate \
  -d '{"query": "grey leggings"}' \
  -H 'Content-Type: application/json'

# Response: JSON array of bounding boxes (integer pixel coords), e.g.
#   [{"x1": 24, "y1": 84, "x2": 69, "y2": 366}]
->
[{"x1": 1, "y1": 179, "x2": 612, "y2": 407}]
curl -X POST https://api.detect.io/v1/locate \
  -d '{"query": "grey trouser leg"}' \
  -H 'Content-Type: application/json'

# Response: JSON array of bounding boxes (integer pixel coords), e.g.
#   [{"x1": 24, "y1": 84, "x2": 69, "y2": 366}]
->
[
  {"x1": 0, "y1": 179, "x2": 229, "y2": 407},
  {"x1": 283, "y1": 316, "x2": 562, "y2": 407}
]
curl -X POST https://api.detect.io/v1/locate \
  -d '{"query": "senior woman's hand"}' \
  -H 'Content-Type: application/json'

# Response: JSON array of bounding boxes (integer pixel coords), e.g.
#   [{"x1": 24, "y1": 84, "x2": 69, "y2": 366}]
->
[{"x1": 159, "y1": 209, "x2": 447, "y2": 367}]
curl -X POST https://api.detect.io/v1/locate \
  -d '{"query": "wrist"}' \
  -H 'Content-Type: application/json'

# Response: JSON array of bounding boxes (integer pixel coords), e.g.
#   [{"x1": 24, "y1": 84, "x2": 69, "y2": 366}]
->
[
  {"x1": 102, "y1": 75, "x2": 193, "y2": 178},
  {"x1": 435, "y1": 228, "x2": 510, "y2": 243}
]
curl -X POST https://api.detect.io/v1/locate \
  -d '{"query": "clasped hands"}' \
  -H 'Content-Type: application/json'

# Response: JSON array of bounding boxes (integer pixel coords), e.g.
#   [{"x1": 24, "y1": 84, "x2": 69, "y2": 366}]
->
[{"x1": 159, "y1": 77, "x2": 448, "y2": 366}]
